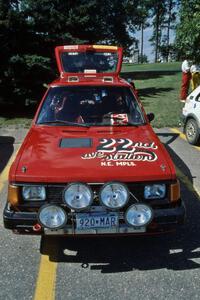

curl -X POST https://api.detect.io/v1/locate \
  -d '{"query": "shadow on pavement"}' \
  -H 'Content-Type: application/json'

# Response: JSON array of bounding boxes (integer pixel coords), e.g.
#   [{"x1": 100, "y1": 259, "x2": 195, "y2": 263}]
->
[
  {"x1": 157, "y1": 132, "x2": 194, "y2": 184},
  {"x1": 40, "y1": 131, "x2": 200, "y2": 273},
  {"x1": 0, "y1": 136, "x2": 15, "y2": 173},
  {"x1": 40, "y1": 187, "x2": 200, "y2": 273},
  {"x1": 41, "y1": 190, "x2": 200, "y2": 273}
]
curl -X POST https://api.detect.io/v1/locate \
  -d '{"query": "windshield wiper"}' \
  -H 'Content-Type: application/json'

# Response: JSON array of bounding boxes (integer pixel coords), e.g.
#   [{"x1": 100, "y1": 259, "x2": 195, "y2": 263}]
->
[{"x1": 38, "y1": 120, "x2": 90, "y2": 127}]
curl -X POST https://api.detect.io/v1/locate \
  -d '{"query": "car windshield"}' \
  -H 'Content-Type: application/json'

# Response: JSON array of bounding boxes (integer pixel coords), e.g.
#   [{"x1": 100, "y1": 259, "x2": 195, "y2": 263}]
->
[{"x1": 37, "y1": 86, "x2": 145, "y2": 126}]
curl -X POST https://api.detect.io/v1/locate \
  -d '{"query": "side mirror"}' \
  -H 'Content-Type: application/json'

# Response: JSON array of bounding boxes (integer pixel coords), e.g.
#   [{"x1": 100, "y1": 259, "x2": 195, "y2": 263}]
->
[
  {"x1": 196, "y1": 94, "x2": 200, "y2": 102},
  {"x1": 147, "y1": 113, "x2": 155, "y2": 122}
]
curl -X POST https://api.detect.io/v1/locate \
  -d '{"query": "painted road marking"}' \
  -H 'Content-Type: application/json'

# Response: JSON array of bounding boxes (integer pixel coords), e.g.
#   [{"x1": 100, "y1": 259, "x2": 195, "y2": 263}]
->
[
  {"x1": 0, "y1": 145, "x2": 58, "y2": 300},
  {"x1": 0, "y1": 149, "x2": 19, "y2": 192},
  {"x1": 34, "y1": 253, "x2": 58, "y2": 300},
  {"x1": 171, "y1": 128, "x2": 200, "y2": 152}
]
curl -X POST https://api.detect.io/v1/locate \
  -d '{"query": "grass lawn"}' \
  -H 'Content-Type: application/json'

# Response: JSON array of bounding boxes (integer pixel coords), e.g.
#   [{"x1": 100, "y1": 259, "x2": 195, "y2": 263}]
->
[
  {"x1": 121, "y1": 61, "x2": 185, "y2": 127},
  {"x1": 0, "y1": 62, "x2": 186, "y2": 128},
  {"x1": 122, "y1": 61, "x2": 181, "y2": 72}
]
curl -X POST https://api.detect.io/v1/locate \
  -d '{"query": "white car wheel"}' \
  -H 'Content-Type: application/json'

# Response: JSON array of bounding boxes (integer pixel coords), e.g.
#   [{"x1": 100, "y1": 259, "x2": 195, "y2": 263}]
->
[{"x1": 185, "y1": 118, "x2": 200, "y2": 145}]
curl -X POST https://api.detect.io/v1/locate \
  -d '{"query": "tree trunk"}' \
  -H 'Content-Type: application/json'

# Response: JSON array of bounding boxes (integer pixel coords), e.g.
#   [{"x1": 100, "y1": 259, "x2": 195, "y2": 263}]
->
[
  {"x1": 166, "y1": 0, "x2": 173, "y2": 62},
  {"x1": 140, "y1": 23, "x2": 144, "y2": 63},
  {"x1": 155, "y1": 13, "x2": 159, "y2": 63}
]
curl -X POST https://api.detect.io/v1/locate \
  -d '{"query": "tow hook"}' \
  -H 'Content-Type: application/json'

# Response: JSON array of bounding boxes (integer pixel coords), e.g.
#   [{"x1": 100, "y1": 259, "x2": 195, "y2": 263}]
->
[{"x1": 33, "y1": 223, "x2": 42, "y2": 232}]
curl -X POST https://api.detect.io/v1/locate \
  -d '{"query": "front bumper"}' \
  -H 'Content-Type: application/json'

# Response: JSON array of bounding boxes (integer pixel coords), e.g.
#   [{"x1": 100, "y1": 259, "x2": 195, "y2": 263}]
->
[{"x1": 3, "y1": 201, "x2": 186, "y2": 235}]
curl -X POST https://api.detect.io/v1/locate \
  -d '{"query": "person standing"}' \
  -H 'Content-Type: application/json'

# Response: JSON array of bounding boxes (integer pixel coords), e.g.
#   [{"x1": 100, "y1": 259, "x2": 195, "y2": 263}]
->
[
  {"x1": 190, "y1": 63, "x2": 200, "y2": 91},
  {"x1": 180, "y1": 58, "x2": 191, "y2": 102}
]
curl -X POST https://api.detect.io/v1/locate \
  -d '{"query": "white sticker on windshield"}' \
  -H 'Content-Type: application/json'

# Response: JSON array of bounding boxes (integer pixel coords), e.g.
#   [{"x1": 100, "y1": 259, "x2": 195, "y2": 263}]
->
[
  {"x1": 103, "y1": 53, "x2": 112, "y2": 56},
  {"x1": 68, "y1": 52, "x2": 78, "y2": 55},
  {"x1": 84, "y1": 69, "x2": 97, "y2": 73}
]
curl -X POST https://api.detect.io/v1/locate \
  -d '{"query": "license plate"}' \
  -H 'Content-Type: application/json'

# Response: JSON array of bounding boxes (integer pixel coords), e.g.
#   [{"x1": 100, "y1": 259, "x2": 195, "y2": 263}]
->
[{"x1": 76, "y1": 213, "x2": 118, "y2": 230}]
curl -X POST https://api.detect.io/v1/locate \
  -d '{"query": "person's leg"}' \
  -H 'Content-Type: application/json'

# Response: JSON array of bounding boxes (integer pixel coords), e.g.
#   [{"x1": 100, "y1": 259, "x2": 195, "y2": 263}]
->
[
  {"x1": 180, "y1": 72, "x2": 191, "y2": 100},
  {"x1": 197, "y1": 73, "x2": 200, "y2": 88},
  {"x1": 191, "y1": 73, "x2": 195, "y2": 91}
]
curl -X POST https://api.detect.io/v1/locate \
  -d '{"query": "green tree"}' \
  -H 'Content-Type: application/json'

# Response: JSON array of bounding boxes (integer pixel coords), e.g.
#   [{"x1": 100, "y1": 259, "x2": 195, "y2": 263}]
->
[
  {"x1": 1, "y1": 0, "x2": 140, "y2": 104},
  {"x1": 161, "y1": 0, "x2": 177, "y2": 62},
  {"x1": 138, "y1": 54, "x2": 148, "y2": 63},
  {"x1": 149, "y1": 1, "x2": 166, "y2": 63},
  {"x1": 0, "y1": 0, "x2": 53, "y2": 103},
  {"x1": 136, "y1": 1, "x2": 151, "y2": 63},
  {"x1": 175, "y1": 0, "x2": 200, "y2": 61}
]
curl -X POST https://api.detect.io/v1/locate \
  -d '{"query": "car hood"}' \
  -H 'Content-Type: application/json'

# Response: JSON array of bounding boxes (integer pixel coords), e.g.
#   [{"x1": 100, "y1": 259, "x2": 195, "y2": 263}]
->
[{"x1": 13, "y1": 126, "x2": 175, "y2": 183}]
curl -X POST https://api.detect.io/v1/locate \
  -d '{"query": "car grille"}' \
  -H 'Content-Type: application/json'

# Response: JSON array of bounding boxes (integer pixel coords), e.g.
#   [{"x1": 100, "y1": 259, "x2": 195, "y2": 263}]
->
[{"x1": 46, "y1": 183, "x2": 169, "y2": 207}]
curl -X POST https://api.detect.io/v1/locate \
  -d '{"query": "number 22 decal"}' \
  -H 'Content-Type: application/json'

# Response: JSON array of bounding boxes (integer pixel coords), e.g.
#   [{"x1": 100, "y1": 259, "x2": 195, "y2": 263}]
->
[
  {"x1": 96, "y1": 138, "x2": 156, "y2": 153},
  {"x1": 97, "y1": 138, "x2": 135, "y2": 153},
  {"x1": 96, "y1": 138, "x2": 116, "y2": 153}
]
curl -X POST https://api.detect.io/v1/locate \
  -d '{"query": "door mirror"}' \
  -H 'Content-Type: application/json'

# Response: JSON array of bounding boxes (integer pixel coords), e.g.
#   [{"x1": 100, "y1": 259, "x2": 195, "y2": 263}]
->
[
  {"x1": 196, "y1": 94, "x2": 200, "y2": 102},
  {"x1": 147, "y1": 113, "x2": 155, "y2": 122}
]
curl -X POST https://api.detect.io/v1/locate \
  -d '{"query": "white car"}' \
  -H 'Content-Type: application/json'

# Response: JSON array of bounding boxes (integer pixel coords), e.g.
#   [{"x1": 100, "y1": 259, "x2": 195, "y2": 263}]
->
[{"x1": 182, "y1": 86, "x2": 200, "y2": 145}]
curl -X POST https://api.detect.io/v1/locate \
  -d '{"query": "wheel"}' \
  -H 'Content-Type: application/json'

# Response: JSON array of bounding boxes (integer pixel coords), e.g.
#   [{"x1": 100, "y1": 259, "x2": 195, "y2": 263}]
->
[{"x1": 185, "y1": 118, "x2": 200, "y2": 145}]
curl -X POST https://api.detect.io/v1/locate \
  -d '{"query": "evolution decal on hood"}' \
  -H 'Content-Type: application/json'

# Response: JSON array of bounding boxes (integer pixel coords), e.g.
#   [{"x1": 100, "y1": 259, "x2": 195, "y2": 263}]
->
[{"x1": 81, "y1": 138, "x2": 158, "y2": 167}]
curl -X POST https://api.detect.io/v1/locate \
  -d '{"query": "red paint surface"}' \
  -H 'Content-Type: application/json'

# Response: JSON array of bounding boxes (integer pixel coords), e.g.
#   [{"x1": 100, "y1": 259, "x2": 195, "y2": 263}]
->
[
  {"x1": 9, "y1": 45, "x2": 177, "y2": 185},
  {"x1": 10, "y1": 125, "x2": 175, "y2": 183}
]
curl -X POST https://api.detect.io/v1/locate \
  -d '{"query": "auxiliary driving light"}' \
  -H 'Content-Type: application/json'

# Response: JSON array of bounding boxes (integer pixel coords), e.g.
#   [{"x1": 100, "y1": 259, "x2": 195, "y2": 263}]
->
[
  {"x1": 125, "y1": 204, "x2": 153, "y2": 227},
  {"x1": 63, "y1": 183, "x2": 93, "y2": 210},
  {"x1": 99, "y1": 182, "x2": 129, "y2": 209},
  {"x1": 38, "y1": 205, "x2": 67, "y2": 229}
]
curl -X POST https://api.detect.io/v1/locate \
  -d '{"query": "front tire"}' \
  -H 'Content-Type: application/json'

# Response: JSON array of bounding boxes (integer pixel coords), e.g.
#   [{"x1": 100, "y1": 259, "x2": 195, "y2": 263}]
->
[{"x1": 185, "y1": 118, "x2": 200, "y2": 145}]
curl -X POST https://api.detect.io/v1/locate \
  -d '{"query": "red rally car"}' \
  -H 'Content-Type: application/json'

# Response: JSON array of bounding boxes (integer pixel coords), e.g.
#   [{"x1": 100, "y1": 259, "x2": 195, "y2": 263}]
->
[{"x1": 3, "y1": 45, "x2": 185, "y2": 235}]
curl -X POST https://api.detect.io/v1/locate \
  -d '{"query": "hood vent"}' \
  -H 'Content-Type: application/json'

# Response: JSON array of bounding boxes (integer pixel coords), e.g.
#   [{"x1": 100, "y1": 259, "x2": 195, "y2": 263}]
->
[{"x1": 60, "y1": 138, "x2": 92, "y2": 148}]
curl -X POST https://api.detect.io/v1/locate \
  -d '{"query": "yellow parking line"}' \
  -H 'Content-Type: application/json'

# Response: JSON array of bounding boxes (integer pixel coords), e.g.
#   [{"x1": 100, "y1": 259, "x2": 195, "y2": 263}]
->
[
  {"x1": 34, "y1": 254, "x2": 57, "y2": 300},
  {"x1": 0, "y1": 146, "x2": 57, "y2": 300},
  {"x1": 0, "y1": 150, "x2": 19, "y2": 192},
  {"x1": 171, "y1": 128, "x2": 200, "y2": 152}
]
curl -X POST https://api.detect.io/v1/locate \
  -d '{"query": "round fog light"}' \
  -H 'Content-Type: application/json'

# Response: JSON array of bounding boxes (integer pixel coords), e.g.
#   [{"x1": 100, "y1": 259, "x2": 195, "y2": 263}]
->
[
  {"x1": 99, "y1": 182, "x2": 129, "y2": 209},
  {"x1": 125, "y1": 204, "x2": 153, "y2": 227},
  {"x1": 63, "y1": 183, "x2": 93, "y2": 210},
  {"x1": 38, "y1": 205, "x2": 67, "y2": 229}
]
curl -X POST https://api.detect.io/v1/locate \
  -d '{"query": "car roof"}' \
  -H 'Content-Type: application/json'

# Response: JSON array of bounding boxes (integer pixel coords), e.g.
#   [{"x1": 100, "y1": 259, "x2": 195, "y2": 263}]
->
[{"x1": 49, "y1": 76, "x2": 130, "y2": 88}]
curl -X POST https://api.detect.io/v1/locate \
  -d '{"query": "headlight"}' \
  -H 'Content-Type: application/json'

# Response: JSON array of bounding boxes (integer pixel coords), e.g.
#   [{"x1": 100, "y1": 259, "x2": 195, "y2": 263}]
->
[
  {"x1": 38, "y1": 205, "x2": 67, "y2": 229},
  {"x1": 63, "y1": 183, "x2": 93, "y2": 210},
  {"x1": 144, "y1": 184, "x2": 166, "y2": 199},
  {"x1": 99, "y1": 182, "x2": 129, "y2": 209},
  {"x1": 22, "y1": 186, "x2": 46, "y2": 201},
  {"x1": 125, "y1": 204, "x2": 153, "y2": 227}
]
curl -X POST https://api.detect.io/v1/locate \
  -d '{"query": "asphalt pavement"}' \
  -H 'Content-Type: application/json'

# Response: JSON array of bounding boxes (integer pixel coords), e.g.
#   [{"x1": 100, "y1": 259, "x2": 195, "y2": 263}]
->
[{"x1": 0, "y1": 127, "x2": 200, "y2": 300}]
